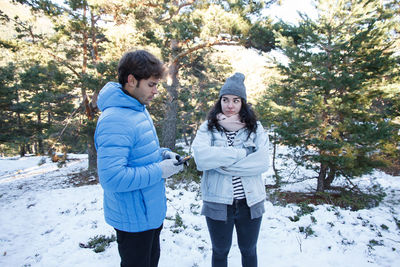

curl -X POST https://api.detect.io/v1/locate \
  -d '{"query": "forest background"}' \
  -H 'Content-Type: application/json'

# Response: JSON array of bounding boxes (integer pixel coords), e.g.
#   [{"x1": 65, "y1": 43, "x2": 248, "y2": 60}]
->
[{"x1": 1, "y1": 0, "x2": 399, "y2": 194}]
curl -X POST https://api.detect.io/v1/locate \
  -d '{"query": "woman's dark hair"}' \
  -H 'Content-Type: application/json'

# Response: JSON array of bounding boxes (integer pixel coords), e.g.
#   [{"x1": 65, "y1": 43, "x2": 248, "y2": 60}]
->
[
  {"x1": 207, "y1": 97, "x2": 258, "y2": 137},
  {"x1": 118, "y1": 50, "x2": 164, "y2": 85}
]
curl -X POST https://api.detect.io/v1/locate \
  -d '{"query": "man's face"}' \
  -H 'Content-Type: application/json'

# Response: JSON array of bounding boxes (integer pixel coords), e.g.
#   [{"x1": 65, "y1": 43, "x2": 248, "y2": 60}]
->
[
  {"x1": 126, "y1": 75, "x2": 160, "y2": 105},
  {"x1": 221, "y1": 94, "x2": 242, "y2": 117}
]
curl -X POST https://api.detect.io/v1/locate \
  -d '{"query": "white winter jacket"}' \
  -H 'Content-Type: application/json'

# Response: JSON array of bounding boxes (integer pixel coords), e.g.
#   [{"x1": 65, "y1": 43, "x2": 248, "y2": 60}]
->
[{"x1": 192, "y1": 121, "x2": 270, "y2": 207}]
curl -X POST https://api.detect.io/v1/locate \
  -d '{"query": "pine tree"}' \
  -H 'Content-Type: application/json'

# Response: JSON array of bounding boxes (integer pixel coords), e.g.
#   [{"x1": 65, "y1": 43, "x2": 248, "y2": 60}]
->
[
  {"x1": 0, "y1": 63, "x2": 21, "y2": 152},
  {"x1": 266, "y1": 0, "x2": 400, "y2": 192},
  {"x1": 5, "y1": 0, "x2": 113, "y2": 170},
  {"x1": 19, "y1": 62, "x2": 74, "y2": 155},
  {"x1": 2, "y1": 0, "x2": 279, "y2": 169},
  {"x1": 94, "y1": 0, "x2": 277, "y2": 148}
]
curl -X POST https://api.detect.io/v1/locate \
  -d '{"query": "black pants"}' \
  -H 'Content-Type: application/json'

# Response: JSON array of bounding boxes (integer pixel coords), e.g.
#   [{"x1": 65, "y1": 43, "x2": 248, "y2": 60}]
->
[
  {"x1": 115, "y1": 224, "x2": 163, "y2": 267},
  {"x1": 206, "y1": 199, "x2": 262, "y2": 267}
]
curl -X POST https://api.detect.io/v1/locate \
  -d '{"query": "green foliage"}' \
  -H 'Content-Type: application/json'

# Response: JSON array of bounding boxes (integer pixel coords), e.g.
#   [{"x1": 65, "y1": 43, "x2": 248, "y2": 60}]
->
[
  {"x1": 288, "y1": 215, "x2": 300, "y2": 222},
  {"x1": 169, "y1": 212, "x2": 187, "y2": 234},
  {"x1": 79, "y1": 234, "x2": 116, "y2": 253},
  {"x1": 289, "y1": 202, "x2": 315, "y2": 222},
  {"x1": 380, "y1": 224, "x2": 389, "y2": 231},
  {"x1": 0, "y1": 0, "x2": 282, "y2": 160},
  {"x1": 297, "y1": 202, "x2": 315, "y2": 216},
  {"x1": 394, "y1": 217, "x2": 400, "y2": 230},
  {"x1": 245, "y1": 20, "x2": 276, "y2": 52},
  {"x1": 0, "y1": 0, "x2": 117, "y2": 159},
  {"x1": 368, "y1": 239, "x2": 384, "y2": 250},
  {"x1": 0, "y1": 63, "x2": 18, "y2": 143},
  {"x1": 14, "y1": 0, "x2": 63, "y2": 16},
  {"x1": 0, "y1": 56, "x2": 76, "y2": 155},
  {"x1": 176, "y1": 50, "x2": 232, "y2": 143},
  {"x1": 336, "y1": 185, "x2": 386, "y2": 211},
  {"x1": 269, "y1": 184, "x2": 386, "y2": 211},
  {"x1": 259, "y1": 0, "x2": 400, "y2": 191},
  {"x1": 299, "y1": 225, "x2": 315, "y2": 238}
]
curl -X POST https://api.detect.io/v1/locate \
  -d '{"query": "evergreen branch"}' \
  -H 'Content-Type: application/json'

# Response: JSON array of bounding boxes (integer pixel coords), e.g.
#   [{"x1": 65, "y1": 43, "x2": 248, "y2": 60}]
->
[
  {"x1": 193, "y1": 67, "x2": 224, "y2": 83},
  {"x1": 130, "y1": 0, "x2": 164, "y2": 9},
  {"x1": 13, "y1": 0, "x2": 63, "y2": 16},
  {"x1": 44, "y1": 49, "x2": 81, "y2": 78},
  {"x1": 5, "y1": 14, "x2": 41, "y2": 43},
  {"x1": 341, "y1": 173, "x2": 362, "y2": 193},
  {"x1": 158, "y1": 0, "x2": 196, "y2": 23},
  {"x1": 56, "y1": 105, "x2": 81, "y2": 142},
  {"x1": 173, "y1": 40, "x2": 239, "y2": 64},
  {"x1": 177, "y1": 1, "x2": 196, "y2": 11}
]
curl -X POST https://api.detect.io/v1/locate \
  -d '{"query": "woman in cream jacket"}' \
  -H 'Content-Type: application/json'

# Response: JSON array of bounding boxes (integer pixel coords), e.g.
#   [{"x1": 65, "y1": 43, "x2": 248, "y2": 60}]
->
[{"x1": 192, "y1": 72, "x2": 270, "y2": 267}]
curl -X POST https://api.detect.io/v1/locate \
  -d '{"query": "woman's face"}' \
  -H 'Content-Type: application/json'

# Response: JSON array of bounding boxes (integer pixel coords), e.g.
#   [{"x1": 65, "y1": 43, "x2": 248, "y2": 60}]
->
[{"x1": 221, "y1": 94, "x2": 242, "y2": 117}]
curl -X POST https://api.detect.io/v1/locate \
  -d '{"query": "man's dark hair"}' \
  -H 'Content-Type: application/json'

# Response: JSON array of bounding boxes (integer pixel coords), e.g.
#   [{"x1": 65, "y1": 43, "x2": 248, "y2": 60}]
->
[
  {"x1": 207, "y1": 97, "x2": 258, "y2": 138},
  {"x1": 118, "y1": 50, "x2": 164, "y2": 85}
]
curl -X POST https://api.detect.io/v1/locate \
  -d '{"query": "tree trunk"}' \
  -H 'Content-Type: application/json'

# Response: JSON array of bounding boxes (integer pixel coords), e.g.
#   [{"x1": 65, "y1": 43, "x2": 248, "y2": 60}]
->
[
  {"x1": 87, "y1": 125, "x2": 97, "y2": 175},
  {"x1": 317, "y1": 163, "x2": 328, "y2": 192},
  {"x1": 272, "y1": 131, "x2": 281, "y2": 186},
  {"x1": 325, "y1": 166, "x2": 336, "y2": 189},
  {"x1": 82, "y1": 6, "x2": 88, "y2": 74},
  {"x1": 81, "y1": 5, "x2": 98, "y2": 172},
  {"x1": 19, "y1": 145, "x2": 26, "y2": 157},
  {"x1": 161, "y1": 61, "x2": 179, "y2": 149},
  {"x1": 27, "y1": 144, "x2": 32, "y2": 154},
  {"x1": 38, "y1": 138, "x2": 44, "y2": 155},
  {"x1": 37, "y1": 112, "x2": 44, "y2": 154},
  {"x1": 183, "y1": 131, "x2": 189, "y2": 146},
  {"x1": 90, "y1": 12, "x2": 99, "y2": 63}
]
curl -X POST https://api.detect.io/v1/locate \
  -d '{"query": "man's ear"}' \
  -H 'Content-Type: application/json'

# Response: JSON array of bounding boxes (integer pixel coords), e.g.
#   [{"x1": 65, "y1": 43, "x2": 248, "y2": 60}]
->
[{"x1": 127, "y1": 74, "x2": 137, "y2": 87}]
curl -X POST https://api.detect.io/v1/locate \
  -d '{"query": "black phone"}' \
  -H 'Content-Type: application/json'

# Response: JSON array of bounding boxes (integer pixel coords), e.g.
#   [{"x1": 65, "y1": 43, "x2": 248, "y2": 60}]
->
[{"x1": 174, "y1": 155, "x2": 192, "y2": 166}]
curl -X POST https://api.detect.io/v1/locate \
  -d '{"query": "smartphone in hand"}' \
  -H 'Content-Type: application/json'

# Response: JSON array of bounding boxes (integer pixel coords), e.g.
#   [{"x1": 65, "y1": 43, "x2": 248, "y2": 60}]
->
[{"x1": 174, "y1": 155, "x2": 192, "y2": 166}]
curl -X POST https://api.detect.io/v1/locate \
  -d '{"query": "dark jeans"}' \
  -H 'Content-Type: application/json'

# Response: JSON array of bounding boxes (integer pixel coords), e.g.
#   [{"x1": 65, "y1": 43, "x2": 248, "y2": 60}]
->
[
  {"x1": 115, "y1": 224, "x2": 163, "y2": 267},
  {"x1": 206, "y1": 199, "x2": 262, "y2": 267}
]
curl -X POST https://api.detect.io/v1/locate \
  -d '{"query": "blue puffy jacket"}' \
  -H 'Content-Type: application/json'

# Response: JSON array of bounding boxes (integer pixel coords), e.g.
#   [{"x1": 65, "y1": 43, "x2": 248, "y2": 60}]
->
[{"x1": 95, "y1": 82, "x2": 167, "y2": 232}]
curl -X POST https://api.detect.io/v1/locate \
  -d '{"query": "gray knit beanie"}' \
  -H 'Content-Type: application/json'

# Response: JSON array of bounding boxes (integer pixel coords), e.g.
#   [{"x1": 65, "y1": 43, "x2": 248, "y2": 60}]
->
[{"x1": 219, "y1": 72, "x2": 247, "y2": 101}]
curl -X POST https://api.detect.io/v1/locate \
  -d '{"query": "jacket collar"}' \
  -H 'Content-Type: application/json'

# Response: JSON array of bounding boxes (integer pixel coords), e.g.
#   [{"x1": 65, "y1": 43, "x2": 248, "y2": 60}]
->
[{"x1": 97, "y1": 82, "x2": 145, "y2": 112}]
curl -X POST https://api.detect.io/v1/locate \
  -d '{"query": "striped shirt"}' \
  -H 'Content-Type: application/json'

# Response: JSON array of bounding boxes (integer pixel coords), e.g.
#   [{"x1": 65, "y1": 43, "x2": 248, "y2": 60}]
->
[{"x1": 225, "y1": 131, "x2": 246, "y2": 200}]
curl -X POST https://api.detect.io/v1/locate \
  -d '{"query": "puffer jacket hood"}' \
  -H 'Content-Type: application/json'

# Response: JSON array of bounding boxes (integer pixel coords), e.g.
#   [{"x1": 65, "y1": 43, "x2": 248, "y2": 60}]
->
[{"x1": 97, "y1": 82, "x2": 145, "y2": 112}]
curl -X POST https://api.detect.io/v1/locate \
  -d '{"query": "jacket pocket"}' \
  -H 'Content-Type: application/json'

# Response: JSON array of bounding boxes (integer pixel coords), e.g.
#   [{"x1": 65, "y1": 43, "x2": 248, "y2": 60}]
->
[
  {"x1": 139, "y1": 190, "x2": 148, "y2": 218},
  {"x1": 202, "y1": 170, "x2": 222, "y2": 197}
]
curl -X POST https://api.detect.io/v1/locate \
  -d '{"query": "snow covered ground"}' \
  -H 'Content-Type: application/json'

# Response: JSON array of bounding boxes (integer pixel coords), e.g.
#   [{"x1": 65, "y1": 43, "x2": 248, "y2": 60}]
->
[{"x1": 1, "y1": 152, "x2": 400, "y2": 267}]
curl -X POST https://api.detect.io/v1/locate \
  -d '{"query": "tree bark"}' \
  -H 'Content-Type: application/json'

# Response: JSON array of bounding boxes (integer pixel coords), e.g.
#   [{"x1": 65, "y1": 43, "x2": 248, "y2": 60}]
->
[
  {"x1": 37, "y1": 112, "x2": 44, "y2": 155},
  {"x1": 19, "y1": 145, "x2": 26, "y2": 157},
  {"x1": 272, "y1": 131, "x2": 281, "y2": 186},
  {"x1": 81, "y1": 4, "x2": 98, "y2": 172},
  {"x1": 90, "y1": 13, "x2": 99, "y2": 63},
  {"x1": 325, "y1": 166, "x2": 336, "y2": 189},
  {"x1": 317, "y1": 163, "x2": 327, "y2": 192},
  {"x1": 87, "y1": 125, "x2": 97, "y2": 175},
  {"x1": 161, "y1": 61, "x2": 179, "y2": 149}
]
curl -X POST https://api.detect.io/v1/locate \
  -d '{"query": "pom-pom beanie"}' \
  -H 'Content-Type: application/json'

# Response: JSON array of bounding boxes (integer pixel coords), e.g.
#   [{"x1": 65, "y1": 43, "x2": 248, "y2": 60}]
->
[{"x1": 218, "y1": 72, "x2": 247, "y2": 101}]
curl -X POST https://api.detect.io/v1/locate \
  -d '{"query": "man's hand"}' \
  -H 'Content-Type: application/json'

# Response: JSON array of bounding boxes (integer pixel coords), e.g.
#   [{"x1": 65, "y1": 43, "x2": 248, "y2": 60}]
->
[
  {"x1": 162, "y1": 151, "x2": 183, "y2": 162},
  {"x1": 159, "y1": 159, "x2": 184, "y2": 178}
]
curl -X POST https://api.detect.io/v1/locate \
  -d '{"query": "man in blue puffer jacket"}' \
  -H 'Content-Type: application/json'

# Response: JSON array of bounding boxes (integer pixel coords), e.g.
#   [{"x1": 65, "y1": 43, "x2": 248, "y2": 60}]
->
[{"x1": 95, "y1": 50, "x2": 183, "y2": 267}]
